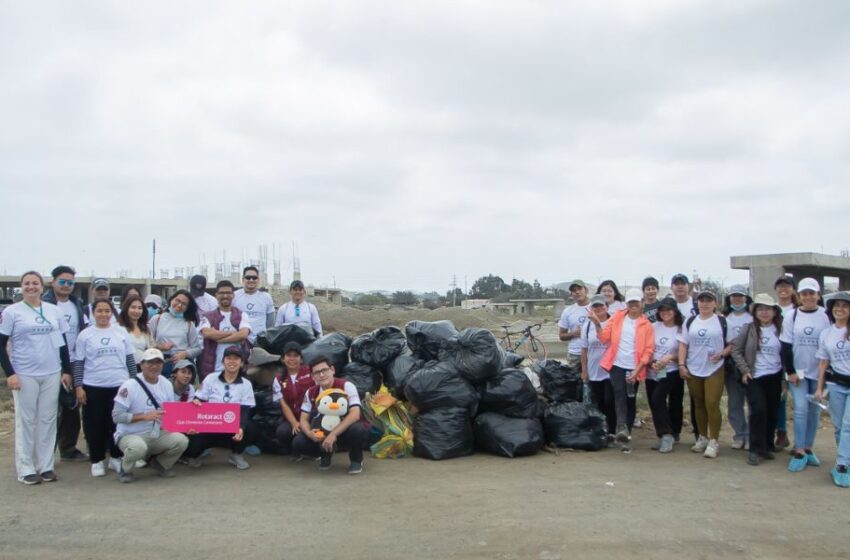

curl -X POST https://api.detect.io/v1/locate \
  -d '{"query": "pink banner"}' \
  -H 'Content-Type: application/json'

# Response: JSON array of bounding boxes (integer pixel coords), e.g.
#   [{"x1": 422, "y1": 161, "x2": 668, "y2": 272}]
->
[{"x1": 162, "y1": 402, "x2": 241, "y2": 434}]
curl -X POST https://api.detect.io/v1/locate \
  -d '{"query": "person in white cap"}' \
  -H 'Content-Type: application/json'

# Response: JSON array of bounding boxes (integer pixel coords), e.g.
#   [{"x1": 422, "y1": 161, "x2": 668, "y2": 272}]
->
[
  {"x1": 782, "y1": 278, "x2": 830, "y2": 472},
  {"x1": 731, "y1": 294, "x2": 785, "y2": 466},
  {"x1": 111, "y1": 348, "x2": 189, "y2": 483},
  {"x1": 580, "y1": 295, "x2": 615, "y2": 439},
  {"x1": 722, "y1": 285, "x2": 754, "y2": 450},
  {"x1": 144, "y1": 294, "x2": 163, "y2": 317}
]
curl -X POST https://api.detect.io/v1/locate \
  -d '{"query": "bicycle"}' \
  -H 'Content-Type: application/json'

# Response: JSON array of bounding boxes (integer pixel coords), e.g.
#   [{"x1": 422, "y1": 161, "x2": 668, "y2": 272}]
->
[{"x1": 497, "y1": 323, "x2": 547, "y2": 362}]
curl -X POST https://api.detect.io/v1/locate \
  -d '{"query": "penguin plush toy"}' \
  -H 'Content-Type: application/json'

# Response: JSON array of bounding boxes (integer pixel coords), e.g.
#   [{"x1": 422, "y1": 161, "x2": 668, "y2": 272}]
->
[{"x1": 311, "y1": 388, "x2": 350, "y2": 440}]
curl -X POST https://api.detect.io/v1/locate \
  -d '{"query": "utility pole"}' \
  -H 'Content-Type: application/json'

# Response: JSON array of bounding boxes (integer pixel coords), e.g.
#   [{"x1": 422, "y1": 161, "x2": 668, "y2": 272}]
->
[
  {"x1": 151, "y1": 239, "x2": 156, "y2": 279},
  {"x1": 451, "y1": 275, "x2": 458, "y2": 307}
]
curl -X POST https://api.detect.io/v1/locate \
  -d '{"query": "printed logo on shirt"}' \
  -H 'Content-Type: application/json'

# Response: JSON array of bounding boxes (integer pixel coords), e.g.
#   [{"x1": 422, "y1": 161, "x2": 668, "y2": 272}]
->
[
  {"x1": 101, "y1": 337, "x2": 111, "y2": 345},
  {"x1": 804, "y1": 327, "x2": 815, "y2": 336},
  {"x1": 578, "y1": 317, "x2": 587, "y2": 324},
  {"x1": 65, "y1": 314, "x2": 72, "y2": 323},
  {"x1": 146, "y1": 398, "x2": 154, "y2": 407},
  {"x1": 838, "y1": 340, "x2": 847, "y2": 350},
  {"x1": 698, "y1": 329, "x2": 708, "y2": 337},
  {"x1": 223, "y1": 411, "x2": 236, "y2": 423},
  {"x1": 119, "y1": 387, "x2": 128, "y2": 398},
  {"x1": 659, "y1": 337, "x2": 669, "y2": 345},
  {"x1": 35, "y1": 315, "x2": 47, "y2": 324},
  {"x1": 246, "y1": 303, "x2": 255, "y2": 310}
]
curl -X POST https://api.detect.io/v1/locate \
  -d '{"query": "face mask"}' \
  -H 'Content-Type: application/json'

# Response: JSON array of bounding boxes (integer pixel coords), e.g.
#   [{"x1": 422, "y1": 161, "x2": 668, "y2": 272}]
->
[
  {"x1": 146, "y1": 306, "x2": 159, "y2": 316},
  {"x1": 169, "y1": 307, "x2": 184, "y2": 319},
  {"x1": 731, "y1": 303, "x2": 747, "y2": 312}
]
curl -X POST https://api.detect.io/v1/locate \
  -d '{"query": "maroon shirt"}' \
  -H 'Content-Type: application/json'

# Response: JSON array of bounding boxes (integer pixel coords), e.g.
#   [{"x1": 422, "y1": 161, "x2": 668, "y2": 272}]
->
[{"x1": 275, "y1": 365, "x2": 314, "y2": 420}]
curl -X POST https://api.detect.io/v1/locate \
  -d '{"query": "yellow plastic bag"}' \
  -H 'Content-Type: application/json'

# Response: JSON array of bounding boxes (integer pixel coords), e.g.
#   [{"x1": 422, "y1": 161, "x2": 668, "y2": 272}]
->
[{"x1": 364, "y1": 386, "x2": 414, "y2": 459}]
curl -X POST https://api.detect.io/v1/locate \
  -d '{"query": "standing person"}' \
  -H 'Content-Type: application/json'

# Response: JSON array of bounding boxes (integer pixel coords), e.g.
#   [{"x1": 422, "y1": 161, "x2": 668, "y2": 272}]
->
[
  {"x1": 641, "y1": 276, "x2": 662, "y2": 323},
  {"x1": 292, "y1": 356, "x2": 369, "y2": 474},
  {"x1": 184, "y1": 347, "x2": 257, "y2": 470},
  {"x1": 596, "y1": 280, "x2": 626, "y2": 314},
  {"x1": 233, "y1": 266, "x2": 276, "y2": 345},
  {"x1": 42, "y1": 265, "x2": 90, "y2": 462},
  {"x1": 189, "y1": 275, "x2": 218, "y2": 320},
  {"x1": 89, "y1": 278, "x2": 118, "y2": 321},
  {"x1": 782, "y1": 278, "x2": 830, "y2": 472},
  {"x1": 671, "y1": 274, "x2": 697, "y2": 318},
  {"x1": 0, "y1": 271, "x2": 72, "y2": 484},
  {"x1": 274, "y1": 280, "x2": 323, "y2": 337},
  {"x1": 117, "y1": 295, "x2": 151, "y2": 366},
  {"x1": 723, "y1": 285, "x2": 754, "y2": 450},
  {"x1": 678, "y1": 290, "x2": 728, "y2": 459},
  {"x1": 198, "y1": 280, "x2": 251, "y2": 379},
  {"x1": 120, "y1": 286, "x2": 142, "y2": 305},
  {"x1": 773, "y1": 275, "x2": 798, "y2": 450},
  {"x1": 814, "y1": 291, "x2": 850, "y2": 488},
  {"x1": 111, "y1": 348, "x2": 189, "y2": 483},
  {"x1": 558, "y1": 280, "x2": 592, "y2": 370},
  {"x1": 149, "y1": 290, "x2": 202, "y2": 378},
  {"x1": 589, "y1": 289, "x2": 654, "y2": 452},
  {"x1": 647, "y1": 298, "x2": 684, "y2": 453},
  {"x1": 74, "y1": 299, "x2": 136, "y2": 477},
  {"x1": 144, "y1": 294, "x2": 163, "y2": 318},
  {"x1": 272, "y1": 342, "x2": 315, "y2": 455},
  {"x1": 581, "y1": 295, "x2": 615, "y2": 438},
  {"x1": 731, "y1": 294, "x2": 785, "y2": 466}
]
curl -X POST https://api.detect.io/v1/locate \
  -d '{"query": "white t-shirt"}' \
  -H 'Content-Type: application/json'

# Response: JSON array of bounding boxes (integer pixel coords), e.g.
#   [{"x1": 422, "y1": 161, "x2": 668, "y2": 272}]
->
[
  {"x1": 613, "y1": 316, "x2": 637, "y2": 370},
  {"x1": 113, "y1": 374, "x2": 176, "y2": 440},
  {"x1": 0, "y1": 301, "x2": 69, "y2": 376},
  {"x1": 198, "y1": 310, "x2": 251, "y2": 373},
  {"x1": 558, "y1": 303, "x2": 591, "y2": 356},
  {"x1": 196, "y1": 373, "x2": 256, "y2": 407},
  {"x1": 725, "y1": 312, "x2": 753, "y2": 343},
  {"x1": 607, "y1": 301, "x2": 627, "y2": 315},
  {"x1": 301, "y1": 381, "x2": 362, "y2": 415},
  {"x1": 75, "y1": 325, "x2": 134, "y2": 387},
  {"x1": 650, "y1": 323, "x2": 680, "y2": 380},
  {"x1": 56, "y1": 300, "x2": 88, "y2": 361},
  {"x1": 780, "y1": 307, "x2": 830, "y2": 380},
  {"x1": 753, "y1": 325, "x2": 782, "y2": 377},
  {"x1": 233, "y1": 289, "x2": 275, "y2": 342},
  {"x1": 580, "y1": 319, "x2": 610, "y2": 381},
  {"x1": 677, "y1": 298, "x2": 695, "y2": 318},
  {"x1": 121, "y1": 326, "x2": 152, "y2": 365},
  {"x1": 816, "y1": 325, "x2": 850, "y2": 376},
  {"x1": 194, "y1": 292, "x2": 219, "y2": 316},
  {"x1": 780, "y1": 303, "x2": 795, "y2": 317},
  {"x1": 678, "y1": 315, "x2": 725, "y2": 378}
]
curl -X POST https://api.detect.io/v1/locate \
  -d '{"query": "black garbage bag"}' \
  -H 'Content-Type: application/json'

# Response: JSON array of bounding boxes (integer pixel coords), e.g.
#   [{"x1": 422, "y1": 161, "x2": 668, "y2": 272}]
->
[
  {"x1": 405, "y1": 320, "x2": 458, "y2": 361},
  {"x1": 251, "y1": 387, "x2": 284, "y2": 453},
  {"x1": 349, "y1": 326, "x2": 408, "y2": 369},
  {"x1": 480, "y1": 368, "x2": 541, "y2": 419},
  {"x1": 404, "y1": 361, "x2": 479, "y2": 415},
  {"x1": 413, "y1": 407, "x2": 474, "y2": 460},
  {"x1": 384, "y1": 351, "x2": 424, "y2": 396},
  {"x1": 473, "y1": 413, "x2": 544, "y2": 457},
  {"x1": 340, "y1": 362, "x2": 382, "y2": 399},
  {"x1": 503, "y1": 352, "x2": 524, "y2": 368},
  {"x1": 543, "y1": 401, "x2": 608, "y2": 451},
  {"x1": 438, "y1": 328, "x2": 503, "y2": 384},
  {"x1": 256, "y1": 325, "x2": 316, "y2": 355},
  {"x1": 302, "y1": 332, "x2": 352, "y2": 373},
  {"x1": 534, "y1": 359, "x2": 582, "y2": 402}
]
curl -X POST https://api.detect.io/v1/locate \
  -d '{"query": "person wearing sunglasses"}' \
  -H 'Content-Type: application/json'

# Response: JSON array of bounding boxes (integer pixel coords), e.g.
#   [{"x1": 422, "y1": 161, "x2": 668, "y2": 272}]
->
[
  {"x1": 234, "y1": 266, "x2": 276, "y2": 344},
  {"x1": 149, "y1": 290, "x2": 202, "y2": 378},
  {"x1": 274, "y1": 280, "x2": 323, "y2": 338},
  {"x1": 42, "y1": 264, "x2": 90, "y2": 462},
  {"x1": 292, "y1": 356, "x2": 368, "y2": 474},
  {"x1": 184, "y1": 346, "x2": 257, "y2": 469}
]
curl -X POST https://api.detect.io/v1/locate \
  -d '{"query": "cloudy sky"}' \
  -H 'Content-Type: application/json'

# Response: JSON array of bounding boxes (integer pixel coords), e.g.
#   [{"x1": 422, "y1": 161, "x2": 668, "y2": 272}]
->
[{"x1": 2, "y1": 1, "x2": 848, "y2": 292}]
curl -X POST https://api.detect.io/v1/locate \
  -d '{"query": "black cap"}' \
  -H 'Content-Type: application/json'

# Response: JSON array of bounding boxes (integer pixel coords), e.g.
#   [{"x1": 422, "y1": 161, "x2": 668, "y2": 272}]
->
[
  {"x1": 774, "y1": 275, "x2": 795, "y2": 289},
  {"x1": 282, "y1": 341, "x2": 303, "y2": 356},
  {"x1": 223, "y1": 346, "x2": 243, "y2": 359},
  {"x1": 290, "y1": 280, "x2": 305, "y2": 290},
  {"x1": 190, "y1": 275, "x2": 207, "y2": 288},
  {"x1": 657, "y1": 297, "x2": 678, "y2": 311},
  {"x1": 671, "y1": 273, "x2": 689, "y2": 285}
]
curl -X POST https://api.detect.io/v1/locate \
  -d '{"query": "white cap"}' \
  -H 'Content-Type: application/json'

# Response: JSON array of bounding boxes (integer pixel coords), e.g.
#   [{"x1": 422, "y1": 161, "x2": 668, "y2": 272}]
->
[
  {"x1": 625, "y1": 288, "x2": 643, "y2": 303},
  {"x1": 140, "y1": 348, "x2": 165, "y2": 362},
  {"x1": 797, "y1": 277, "x2": 820, "y2": 293}
]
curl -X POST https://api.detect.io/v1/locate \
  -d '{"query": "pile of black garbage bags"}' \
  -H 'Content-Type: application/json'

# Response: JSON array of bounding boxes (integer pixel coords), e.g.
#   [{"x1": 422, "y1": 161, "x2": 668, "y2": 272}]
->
[{"x1": 249, "y1": 321, "x2": 608, "y2": 459}]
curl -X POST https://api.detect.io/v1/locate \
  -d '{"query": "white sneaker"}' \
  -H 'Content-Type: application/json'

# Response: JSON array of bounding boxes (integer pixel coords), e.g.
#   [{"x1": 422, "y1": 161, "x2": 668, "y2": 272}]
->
[
  {"x1": 704, "y1": 439, "x2": 719, "y2": 458},
  {"x1": 108, "y1": 458, "x2": 122, "y2": 473},
  {"x1": 691, "y1": 436, "x2": 709, "y2": 453},
  {"x1": 731, "y1": 439, "x2": 747, "y2": 450},
  {"x1": 135, "y1": 460, "x2": 147, "y2": 469},
  {"x1": 229, "y1": 453, "x2": 250, "y2": 470},
  {"x1": 91, "y1": 461, "x2": 107, "y2": 477}
]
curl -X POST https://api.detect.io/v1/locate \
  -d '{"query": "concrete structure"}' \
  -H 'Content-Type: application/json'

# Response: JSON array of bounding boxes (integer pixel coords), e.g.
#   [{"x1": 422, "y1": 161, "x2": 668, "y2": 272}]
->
[
  {"x1": 461, "y1": 299, "x2": 489, "y2": 310},
  {"x1": 486, "y1": 302, "x2": 519, "y2": 315},
  {"x1": 510, "y1": 298, "x2": 566, "y2": 316},
  {"x1": 0, "y1": 275, "x2": 187, "y2": 304},
  {"x1": 731, "y1": 252, "x2": 850, "y2": 295}
]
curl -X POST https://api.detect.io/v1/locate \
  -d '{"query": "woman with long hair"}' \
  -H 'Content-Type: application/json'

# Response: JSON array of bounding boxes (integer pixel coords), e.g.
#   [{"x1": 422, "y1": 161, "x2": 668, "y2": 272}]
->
[
  {"x1": 148, "y1": 289, "x2": 201, "y2": 378},
  {"x1": 731, "y1": 294, "x2": 785, "y2": 466},
  {"x1": 74, "y1": 298, "x2": 136, "y2": 477},
  {"x1": 118, "y1": 295, "x2": 151, "y2": 366},
  {"x1": 648, "y1": 298, "x2": 684, "y2": 453},
  {"x1": 596, "y1": 280, "x2": 626, "y2": 314},
  {"x1": 0, "y1": 271, "x2": 72, "y2": 484},
  {"x1": 774, "y1": 275, "x2": 798, "y2": 449}
]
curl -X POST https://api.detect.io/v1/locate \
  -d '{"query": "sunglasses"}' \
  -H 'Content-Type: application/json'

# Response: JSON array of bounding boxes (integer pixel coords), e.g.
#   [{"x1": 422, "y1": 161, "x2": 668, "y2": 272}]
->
[
  {"x1": 243, "y1": 275, "x2": 259, "y2": 280},
  {"x1": 295, "y1": 304, "x2": 301, "y2": 317},
  {"x1": 57, "y1": 279, "x2": 75, "y2": 286}
]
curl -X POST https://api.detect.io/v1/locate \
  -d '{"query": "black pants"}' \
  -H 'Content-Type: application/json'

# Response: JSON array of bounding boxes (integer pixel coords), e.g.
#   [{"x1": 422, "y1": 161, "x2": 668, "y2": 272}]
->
[
  {"x1": 274, "y1": 420, "x2": 297, "y2": 454},
  {"x1": 81, "y1": 385, "x2": 122, "y2": 463},
  {"x1": 607, "y1": 366, "x2": 632, "y2": 431},
  {"x1": 746, "y1": 372, "x2": 783, "y2": 454},
  {"x1": 185, "y1": 420, "x2": 258, "y2": 458},
  {"x1": 58, "y1": 404, "x2": 82, "y2": 455},
  {"x1": 627, "y1": 381, "x2": 639, "y2": 429},
  {"x1": 668, "y1": 374, "x2": 685, "y2": 438},
  {"x1": 646, "y1": 376, "x2": 674, "y2": 437},
  {"x1": 589, "y1": 380, "x2": 616, "y2": 435},
  {"x1": 292, "y1": 422, "x2": 368, "y2": 464}
]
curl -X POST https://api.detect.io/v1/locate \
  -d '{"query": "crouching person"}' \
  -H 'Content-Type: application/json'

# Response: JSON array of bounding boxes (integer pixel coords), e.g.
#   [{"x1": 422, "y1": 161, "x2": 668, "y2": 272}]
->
[
  {"x1": 292, "y1": 356, "x2": 368, "y2": 474},
  {"x1": 184, "y1": 346, "x2": 257, "y2": 469},
  {"x1": 112, "y1": 348, "x2": 189, "y2": 483}
]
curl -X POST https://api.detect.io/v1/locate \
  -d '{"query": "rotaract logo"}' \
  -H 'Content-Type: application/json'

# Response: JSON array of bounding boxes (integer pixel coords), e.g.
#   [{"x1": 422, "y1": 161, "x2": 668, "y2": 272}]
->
[{"x1": 223, "y1": 411, "x2": 236, "y2": 423}]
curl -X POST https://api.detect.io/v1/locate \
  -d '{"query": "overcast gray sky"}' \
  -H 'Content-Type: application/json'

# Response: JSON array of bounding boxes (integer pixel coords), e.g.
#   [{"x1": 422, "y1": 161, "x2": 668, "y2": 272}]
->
[{"x1": 2, "y1": 1, "x2": 849, "y2": 292}]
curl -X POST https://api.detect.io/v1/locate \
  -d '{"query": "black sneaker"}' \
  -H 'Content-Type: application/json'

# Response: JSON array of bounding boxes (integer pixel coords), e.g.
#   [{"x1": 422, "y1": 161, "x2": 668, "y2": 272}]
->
[
  {"x1": 22, "y1": 474, "x2": 42, "y2": 485},
  {"x1": 747, "y1": 451, "x2": 761, "y2": 466},
  {"x1": 319, "y1": 454, "x2": 332, "y2": 471},
  {"x1": 348, "y1": 461, "x2": 363, "y2": 475},
  {"x1": 760, "y1": 450, "x2": 776, "y2": 461},
  {"x1": 60, "y1": 449, "x2": 89, "y2": 461},
  {"x1": 150, "y1": 457, "x2": 177, "y2": 478},
  {"x1": 118, "y1": 468, "x2": 134, "y2": 484},
  {"x1": 39, "y1": 470, "x2": 58, "y2": 482}
]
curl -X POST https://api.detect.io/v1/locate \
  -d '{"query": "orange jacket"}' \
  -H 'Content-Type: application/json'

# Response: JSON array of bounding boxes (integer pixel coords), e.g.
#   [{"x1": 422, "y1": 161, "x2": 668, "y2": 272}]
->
[{"x1": 597, "y1": 310, "x2": 655, "y2": 380}]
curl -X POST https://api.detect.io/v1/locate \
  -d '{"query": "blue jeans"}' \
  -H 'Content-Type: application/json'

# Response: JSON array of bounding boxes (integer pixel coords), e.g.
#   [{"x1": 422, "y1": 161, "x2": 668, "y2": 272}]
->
[
  {"x1": 788, "y1": 378, "x2": 820, "y2": 450},
  {"x1": 776, "y1": 394, "x2": 787, "y2": 432},
  {"x1": 725, "y1": 373, "x2": 748, "y2": 443},
  {"x1": 827, "y1": 382, "x2": 850, "y2": 467}
]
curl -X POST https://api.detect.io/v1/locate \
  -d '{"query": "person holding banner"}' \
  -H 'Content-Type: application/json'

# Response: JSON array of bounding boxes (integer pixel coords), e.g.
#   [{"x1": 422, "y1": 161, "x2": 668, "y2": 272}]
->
[{"x1": 184, "y1": 346, "x2": 257, "y2": 469}]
